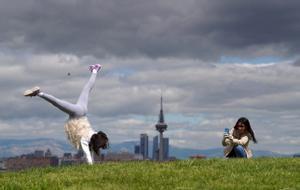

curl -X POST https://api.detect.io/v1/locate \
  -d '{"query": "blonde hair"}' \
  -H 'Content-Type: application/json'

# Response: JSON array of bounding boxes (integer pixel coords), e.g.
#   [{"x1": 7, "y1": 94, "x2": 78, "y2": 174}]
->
[{"x1": 64, "y1": 116, "x2": 94, "y2": 149}]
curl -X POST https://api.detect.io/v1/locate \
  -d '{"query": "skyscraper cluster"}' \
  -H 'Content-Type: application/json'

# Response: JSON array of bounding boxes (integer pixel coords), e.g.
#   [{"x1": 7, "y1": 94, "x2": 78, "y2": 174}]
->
[
  {"x1": 134, "y1": 96, "x2": 169, "y2": 161},
  {"x1": 135, "y1": 134, "x2": 169, "y2": 161}
]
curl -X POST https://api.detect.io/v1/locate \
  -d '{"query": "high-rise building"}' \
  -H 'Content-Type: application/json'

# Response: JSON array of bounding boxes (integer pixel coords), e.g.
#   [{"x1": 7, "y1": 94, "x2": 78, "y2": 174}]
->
[
  {"x1": 152, "y1": 136, "x2": 169, "y2": 161},
  {"x1": 140, "y1": 134, "x2": 149, "y2": 159},
  {"x1": 134, "y1": 145, "x2": 140, "y2": 155},
  {"x1": 163, "y1": 137, "x2": 169, "y2": 160},
  {"x1": 152, "y1": 136, "x2": 159, "y2": 160},
  {"x1": 155, "y1": 95, "x2": 168, "y2": 161}
]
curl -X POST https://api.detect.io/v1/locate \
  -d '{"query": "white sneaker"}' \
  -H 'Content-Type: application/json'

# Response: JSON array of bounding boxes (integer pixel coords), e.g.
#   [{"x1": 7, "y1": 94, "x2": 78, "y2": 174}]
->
[
  {"x1": 24, "y1": 86, "x2": 40, "y2": 97},
  {"x1": 93, "y1": 64, "x2": 102, "y2": 72},
  {"x1": 89, "y1": 65, "x2": 94, "y2": 72},
  {"x1": 89, "y1": 64, "x2": 102, "y2": 72}
]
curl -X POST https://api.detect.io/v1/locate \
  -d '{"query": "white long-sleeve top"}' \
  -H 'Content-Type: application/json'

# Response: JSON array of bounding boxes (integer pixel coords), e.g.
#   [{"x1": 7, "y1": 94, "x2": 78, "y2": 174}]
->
[
  {"x1": 222, "y1": 128, "x2": 253, "y2": 158},
  {"x1": 64, "y1": 116, "x2": 96, "y2": 164}
]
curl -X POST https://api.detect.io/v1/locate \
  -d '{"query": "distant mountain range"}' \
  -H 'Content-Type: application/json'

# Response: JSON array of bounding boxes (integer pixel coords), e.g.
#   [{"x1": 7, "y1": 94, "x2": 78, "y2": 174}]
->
[
  {"x1": 0, "y1": 138, "x2": 73, "y2": 158},
  {"x1": 108, "y1": 141, "x2": 292, "y2": 159},
  {"x1": 0, "y1": 138, "x2": 295, "y2": 159}
]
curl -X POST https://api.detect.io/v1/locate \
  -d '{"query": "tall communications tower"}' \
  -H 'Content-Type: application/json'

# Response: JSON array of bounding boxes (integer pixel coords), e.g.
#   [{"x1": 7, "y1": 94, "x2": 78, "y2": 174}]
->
[{"x1": 155, "y1": 96, "x2": 168, "y2": 161}]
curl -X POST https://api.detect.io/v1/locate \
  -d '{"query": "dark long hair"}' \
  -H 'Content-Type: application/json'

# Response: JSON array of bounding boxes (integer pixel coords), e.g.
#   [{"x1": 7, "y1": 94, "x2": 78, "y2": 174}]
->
[
  {"x1": 234, "y1": 117, "x2": 257, "y2": 143},
  {"x1": 89, "y1": 131, "x2": 109, "y2": 156}
]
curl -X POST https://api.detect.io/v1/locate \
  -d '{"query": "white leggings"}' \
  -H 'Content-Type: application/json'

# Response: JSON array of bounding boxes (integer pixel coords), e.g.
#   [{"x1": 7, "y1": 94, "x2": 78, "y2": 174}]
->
[{"x1": 38, "y1": 72, "x2": 97, "y2": 117}]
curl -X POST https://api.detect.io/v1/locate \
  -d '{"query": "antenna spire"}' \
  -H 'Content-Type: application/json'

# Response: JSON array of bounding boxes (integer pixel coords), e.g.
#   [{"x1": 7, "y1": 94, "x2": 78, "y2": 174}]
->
[{"x1": 159, "y1": 95, "x2": 164, "y2": 123}]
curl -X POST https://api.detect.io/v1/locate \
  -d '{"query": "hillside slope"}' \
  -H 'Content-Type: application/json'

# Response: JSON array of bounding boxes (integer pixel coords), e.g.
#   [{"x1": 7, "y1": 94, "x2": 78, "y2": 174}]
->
[{"x1": 0, "y1": 158, "x2": 299, "y2": 189}]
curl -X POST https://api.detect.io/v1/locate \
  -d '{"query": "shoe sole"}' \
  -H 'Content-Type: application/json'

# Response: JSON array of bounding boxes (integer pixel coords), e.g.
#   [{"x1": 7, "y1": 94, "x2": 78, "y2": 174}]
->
[
  {"x1": 24, "y1": 86, "x2": 40, "y2": 96},
  {"x1": 89, "y1": 64, "x2": 102, "y2": 72}
]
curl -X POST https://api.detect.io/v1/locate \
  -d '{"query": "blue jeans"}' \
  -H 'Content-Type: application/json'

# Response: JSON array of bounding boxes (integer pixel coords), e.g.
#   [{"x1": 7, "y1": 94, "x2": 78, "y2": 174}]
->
[{"x1": 228, "y1": 145, "x2": 247, "y2": 158}]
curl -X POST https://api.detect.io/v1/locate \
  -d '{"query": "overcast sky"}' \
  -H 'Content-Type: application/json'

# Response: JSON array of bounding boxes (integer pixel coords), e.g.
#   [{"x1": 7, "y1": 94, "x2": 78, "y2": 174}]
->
[{"x1": 1, "y1": 0, "x2": 300, "y2": 154}]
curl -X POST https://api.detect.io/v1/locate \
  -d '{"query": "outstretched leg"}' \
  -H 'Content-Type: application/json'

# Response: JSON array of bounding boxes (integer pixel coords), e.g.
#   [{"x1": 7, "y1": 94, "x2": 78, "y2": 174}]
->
[
  {"x1": 76, "y1": 64, "x2": 102, "y2": 113},
  {"x1": 24, "y1": 64, "x2": 102, "y2": 117},
  {"x1": 24, "y1": 86, "x2": 85, "y2": 117},
  {"x1": 39, "y1": 92, "x2": 85, "y2": 117}
]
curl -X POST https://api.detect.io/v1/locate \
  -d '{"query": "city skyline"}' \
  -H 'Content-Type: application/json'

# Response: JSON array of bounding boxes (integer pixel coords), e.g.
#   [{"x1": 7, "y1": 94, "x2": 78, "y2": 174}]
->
[
  {"x1": 0, "y1": 0, "x2": 300, "y2": 155},
  {"x1": 135, "y1": 135, "x2": 170, "y2": 161},
  {"x1": 135, "y1": 97, "x2": 170, "y2": 161}
]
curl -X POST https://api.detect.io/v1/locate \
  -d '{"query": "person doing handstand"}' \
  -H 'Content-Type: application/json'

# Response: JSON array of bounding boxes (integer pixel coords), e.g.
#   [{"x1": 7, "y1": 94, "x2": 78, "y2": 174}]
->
[{"x1": 24, "y1": 64, "x2": 109, "y2": 164}]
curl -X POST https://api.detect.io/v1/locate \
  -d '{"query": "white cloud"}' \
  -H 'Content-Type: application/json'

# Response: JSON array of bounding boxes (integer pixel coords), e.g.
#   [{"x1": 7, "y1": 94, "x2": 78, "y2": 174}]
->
[{"x1": 1, "y1": 52, "x2": 300, "y2": 154}]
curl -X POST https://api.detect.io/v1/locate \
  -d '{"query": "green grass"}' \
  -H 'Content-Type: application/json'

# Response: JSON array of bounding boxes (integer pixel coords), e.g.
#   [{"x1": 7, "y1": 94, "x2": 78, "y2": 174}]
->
[{"x1": 0, "y1": 158, "x2": 299, "y2": 190}]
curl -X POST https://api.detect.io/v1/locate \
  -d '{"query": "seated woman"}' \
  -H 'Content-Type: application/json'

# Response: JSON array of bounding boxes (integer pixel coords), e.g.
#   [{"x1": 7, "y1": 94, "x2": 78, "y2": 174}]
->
[{"x1": 222, "y1": 117, "x2": 257, "y2": 158}]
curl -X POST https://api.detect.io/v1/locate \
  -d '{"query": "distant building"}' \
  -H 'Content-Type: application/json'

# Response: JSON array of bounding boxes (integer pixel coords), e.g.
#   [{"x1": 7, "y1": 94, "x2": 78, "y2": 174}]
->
[
  {"x1": 163, "y1": 137, "x2": 169, "y2": 160},
  {"x1": 45, "y1": 149, "x2": 52, "y2": 157},
  {"x1": 3, "y1": 149, "x2": 59, "y2": 171},
  {"x1": 61, "y1": 152, "x2": 83, "y2": 166},
  {"x1": 134, "y1": 145, "x2": 140, "y2": 155},
  {"x1": 152, "y1": 136, "x2": 159, "y2": 161},
  {"x1": 61, "y1": 149, "x2": 105, "y2": 165},
  {"x1": 152, "y1": 136, "x2": 169, "y2": 161},
  {"x1": 1, "y1": 148, "x2": 105, "y2": 170},
  {"x1": 63, "y1": 153, "x2": 72, "y2": 159},
  {"x1": 140, "y1": 134, "x2": 149, "y2": 159},
  {"x1": 34, "y1": 150, "x2": 44, "y2": 158},
  {"x1": 4, "y1": 156, "x2": 59, "y2": 171}
]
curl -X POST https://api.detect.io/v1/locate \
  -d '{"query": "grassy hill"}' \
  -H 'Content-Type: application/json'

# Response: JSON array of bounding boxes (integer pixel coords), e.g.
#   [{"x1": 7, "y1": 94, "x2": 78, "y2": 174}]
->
[{"x1": 0, "y1": 158, "x2": 299, "y2": 190}]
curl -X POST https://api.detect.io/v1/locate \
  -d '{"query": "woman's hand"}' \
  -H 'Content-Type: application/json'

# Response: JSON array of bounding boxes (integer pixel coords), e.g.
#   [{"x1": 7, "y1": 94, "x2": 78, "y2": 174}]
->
[
  {"x1": 223, "y1": 134, "x2": 233, "y2": 146},
  {"x1": 224, "y1": 133, "x2": 233, "y2": 139}
]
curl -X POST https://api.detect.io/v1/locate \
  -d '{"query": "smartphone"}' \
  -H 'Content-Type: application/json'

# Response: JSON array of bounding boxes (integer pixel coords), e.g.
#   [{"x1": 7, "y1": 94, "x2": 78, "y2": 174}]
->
[{"x1": 224, "y1": 128, "x2": 229, "y2": 134}]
